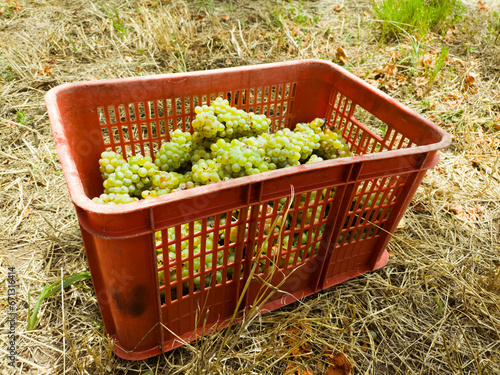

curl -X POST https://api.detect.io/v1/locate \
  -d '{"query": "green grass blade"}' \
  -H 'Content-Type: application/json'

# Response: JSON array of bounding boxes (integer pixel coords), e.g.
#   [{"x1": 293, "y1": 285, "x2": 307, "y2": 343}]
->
[
  {"x1": 27, "y1": 285, "x2": 50, "y2": 331},
  {"x1": 42, "y1": 271, "x2": 92, "y2": 298},
  {"x1": 27, "y1": 271, "x2": 92, "y2": 330}
]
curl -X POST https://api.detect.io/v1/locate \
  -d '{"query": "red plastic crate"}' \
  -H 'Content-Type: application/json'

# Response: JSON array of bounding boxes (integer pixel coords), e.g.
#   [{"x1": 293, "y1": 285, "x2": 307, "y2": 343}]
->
[{"x1": 45, "y1": 59, "x2": 450, "y2": 360}]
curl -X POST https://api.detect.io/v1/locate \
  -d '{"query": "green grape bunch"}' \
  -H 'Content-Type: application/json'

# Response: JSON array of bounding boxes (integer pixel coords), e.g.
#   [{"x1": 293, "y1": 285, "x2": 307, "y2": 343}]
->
[
  {"x1": 192, "y1": 97, "x2": 271, "y2": 141},
  {"x1": 101, "y1": 153, "x2": 159, "y2": 198},
  {"x1": 154, "y1": 129, "x2": 193, "y2": 172},
  {"x1": 98, "y1": 151, "x2": 126, "y2": 180},
  {"x1": 93, "y1": 101, "x2": 354, "y2": 206}
]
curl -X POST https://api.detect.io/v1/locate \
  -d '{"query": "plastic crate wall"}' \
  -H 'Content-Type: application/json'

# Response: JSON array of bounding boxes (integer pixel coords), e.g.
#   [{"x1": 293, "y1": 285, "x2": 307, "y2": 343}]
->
[{"x1": 45, "y1": 60, "x2": 450, "y2": 360}]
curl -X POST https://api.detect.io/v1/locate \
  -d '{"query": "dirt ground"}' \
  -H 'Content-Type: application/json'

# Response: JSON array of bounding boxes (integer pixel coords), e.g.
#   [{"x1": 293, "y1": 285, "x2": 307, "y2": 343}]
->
[{"x1": 0, "y1": 0, "x2": 499, "y2": 374}]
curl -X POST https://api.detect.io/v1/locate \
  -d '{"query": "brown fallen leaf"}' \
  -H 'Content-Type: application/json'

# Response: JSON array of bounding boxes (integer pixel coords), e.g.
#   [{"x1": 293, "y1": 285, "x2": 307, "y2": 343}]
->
[
  {"x1": 325, "y1": 352, "x2": 352, "y2": 375},
  {"x1": 23, "y1": 206, "x2": 32, "y2": 218},
  {"x1": 473, "y1": 204, "x2": 485, "y2": 219},
  {"x1": 418, "y1": 51, "x2": 437, "y2": 68},
  {"x1": 221, "y1": 14, "x2": 230, "y2": 21},
  {"x1": 38, "y1": 64, "x2": 53, "y2": 76},
  {"x1": 335, "y1": 46, "x2": 349, "y2": 65},
  {"x1": 444, "y1": 26, "x2": 457, "y2": 42},
  {"x1": 446, "y1": 202, "x2": 484, "y2": 221},
  {"x1": 5, "y1": 1, "x2": 22, "y2": 11},
  {"x1": 333, "y1": 5, "x2": 344, "y2": 12},
  {"x1": 389, "y1": 47, "x2": 403, "y2": 62},
  {"x1": 415, "y1": 76, "x2": 428, "y2": 86},
  {"x1": 300, "y1": 342, "x2": 313, "y2": 357},
  {"x1": 447, "y1": 202, "x2": 464, "y2": 215},
  {"x1": 465, "y1": 73, "x2": 478, "y2": 91},
  {"x1": 386, "y1": 64, "x2": 397, "y2": 77},
  {"x1": 478, "y1": 0, "x2": 488, "y2": 11},
  {"x1": 284, "y1": 362, "x2": 297, "y2": 375}
]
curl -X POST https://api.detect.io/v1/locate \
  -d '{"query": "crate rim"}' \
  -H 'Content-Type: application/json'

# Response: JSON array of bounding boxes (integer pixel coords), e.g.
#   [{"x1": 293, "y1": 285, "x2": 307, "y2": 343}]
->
[{"x1": 45, "y1": 59, "x2": 451, "y2": 215}]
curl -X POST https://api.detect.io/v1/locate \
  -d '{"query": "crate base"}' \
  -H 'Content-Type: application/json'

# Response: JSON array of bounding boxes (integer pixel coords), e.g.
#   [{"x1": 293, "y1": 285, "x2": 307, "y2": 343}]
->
[
  {"x1": 113, "y1": 338, "x2": 163, "y2": 361},
  {"x1": 112, "y1": 249, "x2": 389, "y2": 360},
  {"x1": 322, "y1": 248, "x2": 389, "y2": 290}
]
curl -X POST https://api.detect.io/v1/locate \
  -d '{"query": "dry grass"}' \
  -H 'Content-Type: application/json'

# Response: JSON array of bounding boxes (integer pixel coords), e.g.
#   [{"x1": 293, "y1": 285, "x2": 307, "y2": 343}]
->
[{"x1": 0, "y1": 0, "x2": 499, "y2": 373}]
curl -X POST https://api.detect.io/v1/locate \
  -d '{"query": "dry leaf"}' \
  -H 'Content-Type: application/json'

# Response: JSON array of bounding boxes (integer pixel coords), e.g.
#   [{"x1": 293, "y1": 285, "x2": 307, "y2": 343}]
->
[
  {"x1": 415, "y1": 76, "x2": 428, "y2": 86},
  {"x1": 444, "y1": 26, "x2": 457, "y2": 42},
  {"x1": 474, "y1": 204, "x2": 485, "y2": 219},
  {"x1": 418, "y1": 51, "x2": 437, "y2": 68},
  {"x1": 333, "y1": 5, "x2": 344, "y2": 12},
  {"x1": 335, "y1": 46, "x2": 349, "y2": 65},
  {"x1": 325, "y1": 352, "x2": 352, "y2": 375},
  {"x1": 221, "y1": 14, "x2": 230, "y2": 21},
  {"x1": 285, "y1": 326, "x2": 299, "y2": 337},
  {"x1": 446, "y1": 202, "x2": 484, "y2": 221},
  {"x1": 325, "y1": 367, "x2": 343, "y2": 375},
  {"x1": 5, "y1": 0, "x2": 22, "y2": 11},
  {"x1": 284, "y1": 362, "x2": 297, "y2": 375},
  {"x1": 416, "y1": 86, "x2": 424, "y2": 98},
  {"x1": 447, "y1": 202, "x2": 464, "y2": 216},
  {"x1": 443, "y1": 90, "x2": 461, "y2": 101},
  {"x1": 386, "y1": 64, "x2": 397, "y2": 77},
  {"x1": 389, "y1": 47, "x2": 403, "y2": 61},
  {"x1": 300, "y1": 342, "x2": 313, "y2": 357},
  {"x1": 22, "y1": 206, "x2": 32, "y2": 217},
  {"x1": 396, "y1": 75, "x2": 407, "y2": 84},
  {"x1": 477, "y1": 0, "x2": 488, "y2": 11},
  {"x1": 38, "y1": 64, "x2": 53, "y2": 76},
  {"x1": 465, "y1": 73, "x2": 478, "y2": 90}
]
